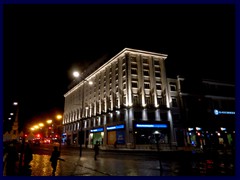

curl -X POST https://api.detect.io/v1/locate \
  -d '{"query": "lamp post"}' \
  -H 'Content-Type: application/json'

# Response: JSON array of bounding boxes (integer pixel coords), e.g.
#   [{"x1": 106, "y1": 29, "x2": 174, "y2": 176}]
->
[
  {"x1": 73, "y1": 71, "x2": 93, "y2": 157},
  {"x1": 153, "y1": 130, "x2": 163, "y2": 175},
  {"x1": 55, "y1": 114, "x2": 63, "y2": 152}
]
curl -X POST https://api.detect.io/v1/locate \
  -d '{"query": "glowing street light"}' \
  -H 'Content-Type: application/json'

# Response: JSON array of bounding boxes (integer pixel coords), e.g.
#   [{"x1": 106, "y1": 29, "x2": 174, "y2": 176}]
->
[
  {"x1": 56, "y1": 115, "x2": 62, "y2": 120},
  {"x1": 73, "y1": 71, "x2": 80, "y2": 78},
  {"x1": 34, "y1": 125, "x2": 39, "y2": 129},
  {"x1": 46, "y1": 119, "x2": 53, "y2": 124},
  {"x1": 39, "y1": 123, "x2": 44, "y2": 127}
]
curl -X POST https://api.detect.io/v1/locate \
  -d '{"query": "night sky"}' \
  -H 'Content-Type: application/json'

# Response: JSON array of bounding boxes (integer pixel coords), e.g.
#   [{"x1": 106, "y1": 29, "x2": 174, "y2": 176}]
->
[{"x1": 3, "y1": 4, "x2": 235, "y2": 129}]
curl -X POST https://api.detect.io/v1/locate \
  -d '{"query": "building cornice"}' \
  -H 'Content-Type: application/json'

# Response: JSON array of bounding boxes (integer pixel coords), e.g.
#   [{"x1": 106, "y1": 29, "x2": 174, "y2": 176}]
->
[{"x1": 64, "y1": 48, "x2": 168, "y2": 97}]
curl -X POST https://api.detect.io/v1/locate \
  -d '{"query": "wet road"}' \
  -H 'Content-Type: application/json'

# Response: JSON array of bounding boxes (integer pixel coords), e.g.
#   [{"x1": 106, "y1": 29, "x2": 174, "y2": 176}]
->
[
  {"x1": 30, "y1": 145, "x2": 180, "y2": 176},
  {"x1": 14, "y1": 144, "x2": 236, "y2": 176}
]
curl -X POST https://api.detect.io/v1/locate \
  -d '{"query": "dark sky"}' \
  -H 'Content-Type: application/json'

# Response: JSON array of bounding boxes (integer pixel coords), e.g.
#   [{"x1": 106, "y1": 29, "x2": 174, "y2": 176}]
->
[{"x1": 3, "y1": 4, "x2": 235, "y2": 128}]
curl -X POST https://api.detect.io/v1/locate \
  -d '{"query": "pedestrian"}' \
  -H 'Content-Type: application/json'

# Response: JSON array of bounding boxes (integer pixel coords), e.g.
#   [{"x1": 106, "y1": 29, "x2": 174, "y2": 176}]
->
[
  {"x1": 50, "y1": 146, "x2": 60, "y2": 176},
  {"x1": 114, "y1": 140, "x2": 117, "y2": 148},
  {"x1": 5, "y1": 143, "x2": 19, "y2": 176},
  {"x1": 94, "y1": 141, "x2": 100, "y2": 160},
  {"x1": 23, "y1": 143, "x2": 33, "y2": 168}
]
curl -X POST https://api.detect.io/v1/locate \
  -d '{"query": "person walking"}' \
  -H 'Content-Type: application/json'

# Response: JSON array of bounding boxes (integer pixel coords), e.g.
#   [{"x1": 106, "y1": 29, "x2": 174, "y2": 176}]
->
[
  {"x1": 50, "y1": 146, "x2": 60, "y2": 176},
  {"x1": 94, "y1": 141, "x2": 100, "y2": 160}
]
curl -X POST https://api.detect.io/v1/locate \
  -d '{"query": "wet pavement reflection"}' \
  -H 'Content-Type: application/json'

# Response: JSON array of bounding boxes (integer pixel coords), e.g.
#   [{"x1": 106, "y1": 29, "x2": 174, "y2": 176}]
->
[
  {"x1": 3, "y1": 144, "x2": 235, "y2": 176},
  {"x1": 24, "y1": 151, "x2": 235, "y2": 176}
]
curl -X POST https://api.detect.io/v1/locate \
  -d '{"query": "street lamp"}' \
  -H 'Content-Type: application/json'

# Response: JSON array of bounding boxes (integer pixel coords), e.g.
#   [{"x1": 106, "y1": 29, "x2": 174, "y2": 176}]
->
[
  {"x1": 153, "y1": 130, "x2": 163, "y2": 174},
  {"x1": 73, "y1": 71, "x2": 80, "y2": 78},
  {"x1": 72, "y1": 71, "x2": 93, "y2": 157}
]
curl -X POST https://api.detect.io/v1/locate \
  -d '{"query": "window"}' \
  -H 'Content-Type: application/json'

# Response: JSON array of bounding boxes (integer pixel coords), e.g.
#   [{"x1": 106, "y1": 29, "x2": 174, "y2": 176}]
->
[
  {"x1": 170, "y1": 83, "x2": 176, "y2": 91},
  {"x1": 156, "y1": 84, "x2": 162, "y2": 90},
  {"x1": 131, "y1": 69, "x2": 137, "y2": 75},
  {"x1": 155, "y1": 72, "x2": 161, "y2": 77},
  {"x1": 145, "y1": 96, "x2": 151, "y2": 105},
  {"x1": 123, "y1": 70, "x2": 126, "y2": 76},
  {"x1": 154, "y1": 60, "x2": 160, "y2": 66},
  {"x1": 123, "y1": 96, "x2": 126, "y2": 104},
  {"x1": 130, "y1": 56, "x2": 137, "y2": 62},
  {"x1": 133, "y1": 95, "x2": 139, "y2": 105},
  {"x1": 131, "y1": 63, "x2": 137, "y2": 69},
  {"x1": 144, "y1": 83, "x2": 150, "y2": 89},
  {"x1": 123, "y1": 83, "x2": 126, "y2": 89},
  {"x1": 143, "y1": 70, "x2": 149, "y2": 76},
  {"x1": 132, "y1": 82, "x2": 138, "y2": 88},
  {"x1": 143, "y1": 58, "x2": 148, "y2": 64},
  {"x1": 155, "y1": 66, "x2": 161, "y2": 71},
  {"x1": 157, "y1": 97, "x2": 163, "y2": 105},
  {"x1": 143, "y1": 65, "x2": 149, "y2": 70}
]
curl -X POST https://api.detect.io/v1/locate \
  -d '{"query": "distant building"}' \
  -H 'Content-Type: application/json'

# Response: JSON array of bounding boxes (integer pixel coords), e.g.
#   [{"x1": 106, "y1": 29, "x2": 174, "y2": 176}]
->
[
  {"x1": 176, "y1": 76, "x2": 235, "y2": 148},
  {"x1": 63, "y1": 48, "x2": 235, "y2": 150},
  {"x1": 3, "y1": 106, "x2": 24, "y2": 142}
]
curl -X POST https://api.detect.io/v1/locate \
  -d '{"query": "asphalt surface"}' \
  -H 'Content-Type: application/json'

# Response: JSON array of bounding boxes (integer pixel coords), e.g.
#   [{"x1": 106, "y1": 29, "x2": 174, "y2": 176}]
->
[{"x1": 3, "y1": 143, "x2": 236, "y2": 176}]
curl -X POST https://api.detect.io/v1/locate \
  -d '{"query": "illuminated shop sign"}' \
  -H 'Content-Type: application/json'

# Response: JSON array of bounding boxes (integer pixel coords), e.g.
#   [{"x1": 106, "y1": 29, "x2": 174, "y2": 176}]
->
[
  {"x1": 107, "y1": 124, "x2": 125, "y2": 131},
  {"x1": 135, "y1": 124, "x2": 168, "y2": 128},
  {"x1": 214, "y1": 109, "x2": 235, "y2": 115},
  {"x1": 90, "y1": 128, "x2": 104, "y2": 133}
]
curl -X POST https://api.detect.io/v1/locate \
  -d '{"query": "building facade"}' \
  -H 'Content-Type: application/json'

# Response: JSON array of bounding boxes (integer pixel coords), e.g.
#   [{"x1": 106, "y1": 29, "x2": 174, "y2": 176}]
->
[
  {"x1": 176, "y1": 76, "x2": 235, "y2": 149},
  {"x1": 63, "y1": 48, "x2": 235, "y2": 150}
]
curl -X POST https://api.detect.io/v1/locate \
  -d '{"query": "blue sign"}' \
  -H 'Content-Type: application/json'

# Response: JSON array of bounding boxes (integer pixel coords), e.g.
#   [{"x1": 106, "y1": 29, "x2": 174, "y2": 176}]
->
[
  {"x1": 116, "y1": 131, "x2": 125, "y2": 144},
  {"x1": 135, "y1": 124, "x2": 168, "y2": 128},
  {"x1": 90, "y1": 128, "x2": 104, "y2": 133},
  {"x1": 107, "y1": 124, "x2": 125, "y2": 131},
  {"x1": 214, "y1": 109, "x2": 235, "y2": 115}
]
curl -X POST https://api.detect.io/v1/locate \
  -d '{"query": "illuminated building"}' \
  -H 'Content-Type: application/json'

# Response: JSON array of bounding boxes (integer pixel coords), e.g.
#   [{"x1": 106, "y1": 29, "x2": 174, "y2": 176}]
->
[{"x1": 63, "y1": 48, "x2": 235, "y2": 150}]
